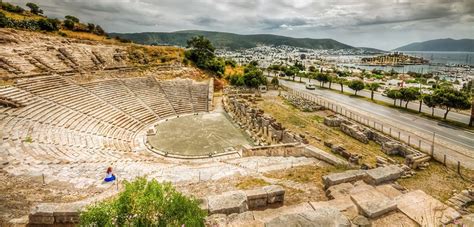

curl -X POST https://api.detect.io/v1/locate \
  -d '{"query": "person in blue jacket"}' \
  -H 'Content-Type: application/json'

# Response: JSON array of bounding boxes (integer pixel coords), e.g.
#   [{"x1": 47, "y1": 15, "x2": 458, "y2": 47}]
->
[{"x1": 104, "y1": 166, "x2": 116, "y2": 182}]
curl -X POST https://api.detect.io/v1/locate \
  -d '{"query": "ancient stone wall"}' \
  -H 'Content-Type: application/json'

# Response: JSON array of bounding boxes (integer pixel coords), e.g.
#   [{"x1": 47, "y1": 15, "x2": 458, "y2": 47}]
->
[
  {"x1": 323, "y1": 115, "x2": 430, "y2": 169},
  {"x1": 282, "y1": 93, "x2": 324, "y2": 112},
  {"x1": 223, "y1": 95, "x2": 308, "y2": 146}
]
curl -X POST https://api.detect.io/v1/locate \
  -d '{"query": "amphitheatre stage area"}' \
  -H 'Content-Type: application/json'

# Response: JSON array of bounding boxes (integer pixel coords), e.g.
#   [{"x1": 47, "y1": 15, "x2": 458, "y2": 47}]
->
[{"x1": 147, "y1": 112, "x2": 252, "y2": 157}]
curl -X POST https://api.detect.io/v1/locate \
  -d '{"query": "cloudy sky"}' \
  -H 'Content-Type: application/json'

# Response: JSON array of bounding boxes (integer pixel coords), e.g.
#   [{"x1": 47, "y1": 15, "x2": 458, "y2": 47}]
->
[{"x1": 10, "y1": 0, "x2": 474, "y2": 50}]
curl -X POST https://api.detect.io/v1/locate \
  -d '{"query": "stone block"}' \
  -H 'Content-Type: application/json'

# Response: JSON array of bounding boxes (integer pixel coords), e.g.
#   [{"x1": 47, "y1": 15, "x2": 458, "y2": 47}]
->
[
  {"x1": 322, "y1": 170, "x2": 367, "y2": 188},
  {"x1": 263, "y1": 185, "x2": 285, "y2": 204},
  {"x1": 395, "y1": 190, "x2": 461, "y2": 226},
  {"x1": 364, "y1": 165, "x2": 403, "y2": 185},
  {"x1": 207, "y1": 190, "x2": 248, "y2": 215},
  {"x1": 326, "y1": 182, "x2": 354, "y2": 199},
  {"x1": 29, "y1": 204, "x2": 55, "y2": 225},
  {"x1": 350, "y1": 188, "x2": 397, "y2": 218},
  {"x1": 245, "y1": 188, "x2": 268, "y2": 209},
  {"x1": 352, "y1": 215, "x2": 371, "y2": 227},
  {"x1": 264, "y1": 207, "x2": 351, "y2": 227}
]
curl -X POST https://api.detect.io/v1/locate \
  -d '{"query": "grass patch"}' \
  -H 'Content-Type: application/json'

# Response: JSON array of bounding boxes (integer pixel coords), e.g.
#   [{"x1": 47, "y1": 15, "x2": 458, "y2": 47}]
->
[
  {"x1": 257, "y1": 95, "x2": 393, "y2": 166},
  {"x1": 235, "y1": 177, "x2": 270, "y2": 190},
  {"x1": 397, "y1": 161, "x2": 473, "y2": 202}
]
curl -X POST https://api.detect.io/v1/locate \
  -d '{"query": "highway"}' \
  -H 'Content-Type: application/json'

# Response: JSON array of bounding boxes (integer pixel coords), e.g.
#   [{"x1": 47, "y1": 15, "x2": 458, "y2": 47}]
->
[
  {"x1": 277, "y1": 78, "x2": 474, "y2": 168},
  {"x1": 290, "y1": 76, "x2": 471, "y2": 124}
]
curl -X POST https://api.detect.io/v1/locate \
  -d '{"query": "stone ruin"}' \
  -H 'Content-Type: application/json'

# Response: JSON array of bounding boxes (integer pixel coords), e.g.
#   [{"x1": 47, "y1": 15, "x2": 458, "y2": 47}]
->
[
  {"x1": 324, "y1": 115, "x2": 431, "y2": 169},
  {"x1": 282, "y1": 93, "x2": 324, "y2": 112},
  {"x1": 320, "y1": 166, "x2": 462, "y2": 226},
  {"x1": 447, "y1": 185, "x2": 474, "y2": 214},
  {"x1": 223, "y1": 95, "x2": 308, "y2": 146}
]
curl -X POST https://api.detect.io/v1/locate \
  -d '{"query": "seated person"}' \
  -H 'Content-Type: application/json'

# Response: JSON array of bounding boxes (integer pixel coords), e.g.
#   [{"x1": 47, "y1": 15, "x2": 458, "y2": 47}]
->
[{"x1": 104, "y1": 167, "x2": 116, "y2": 182}]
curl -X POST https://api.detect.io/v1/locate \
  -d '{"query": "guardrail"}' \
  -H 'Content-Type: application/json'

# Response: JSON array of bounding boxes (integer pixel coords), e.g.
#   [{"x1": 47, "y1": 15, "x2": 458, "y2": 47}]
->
[{"x1": 281, "y1": 85, "x2": 473, "y2": 178}]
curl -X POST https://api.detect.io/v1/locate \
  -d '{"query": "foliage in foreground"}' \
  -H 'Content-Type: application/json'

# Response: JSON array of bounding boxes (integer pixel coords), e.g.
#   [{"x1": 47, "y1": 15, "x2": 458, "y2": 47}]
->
[{"x1": 79, "y1": 178, "x2": 206, "y2": 226}]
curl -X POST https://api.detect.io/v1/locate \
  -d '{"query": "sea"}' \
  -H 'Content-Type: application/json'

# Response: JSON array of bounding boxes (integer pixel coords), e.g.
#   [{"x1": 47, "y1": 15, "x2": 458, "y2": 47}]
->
[{"x1": 338, "y1": 51, "x2": 474, "y2": 74}]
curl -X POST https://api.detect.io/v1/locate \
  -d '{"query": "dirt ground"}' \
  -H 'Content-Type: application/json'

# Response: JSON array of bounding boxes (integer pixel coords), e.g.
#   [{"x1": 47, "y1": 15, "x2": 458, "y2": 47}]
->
[{"x1": 0, "y1": 170, "x2": 106, "y2": 224}]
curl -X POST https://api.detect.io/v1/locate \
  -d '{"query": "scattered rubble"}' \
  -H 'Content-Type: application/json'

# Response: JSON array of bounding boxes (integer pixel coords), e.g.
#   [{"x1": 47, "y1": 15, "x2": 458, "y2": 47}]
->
[
  {"x1": 324, "y1": 115, "x2": 430, "y2": 169},
  {"x1": 282, "y1": 93, "x2": 324, "y2": 112}
]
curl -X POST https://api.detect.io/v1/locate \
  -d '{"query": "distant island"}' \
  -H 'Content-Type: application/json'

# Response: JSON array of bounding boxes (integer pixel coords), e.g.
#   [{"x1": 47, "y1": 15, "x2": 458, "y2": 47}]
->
[
  {"x1": 109, "y1": 30, "x2": 356, "y2": 50},
  {"x1": 361, "y1": 52, "x2": 428, "y2": 66},
  {"x1": 394, "y1": 38, "x2": 474, "y2": 52}
]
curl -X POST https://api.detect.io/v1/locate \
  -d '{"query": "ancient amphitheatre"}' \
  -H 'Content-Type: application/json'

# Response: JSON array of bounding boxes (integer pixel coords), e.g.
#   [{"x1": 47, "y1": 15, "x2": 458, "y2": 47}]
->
[{"x1": 0, "y1": 27, "x2": 473, "y2": 227}]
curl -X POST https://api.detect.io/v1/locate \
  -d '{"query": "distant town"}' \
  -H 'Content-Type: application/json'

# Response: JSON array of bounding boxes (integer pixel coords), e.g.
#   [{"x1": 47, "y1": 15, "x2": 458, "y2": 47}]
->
[{"x1": 217, "y1": 45, "x2": 474, "y2": 93}]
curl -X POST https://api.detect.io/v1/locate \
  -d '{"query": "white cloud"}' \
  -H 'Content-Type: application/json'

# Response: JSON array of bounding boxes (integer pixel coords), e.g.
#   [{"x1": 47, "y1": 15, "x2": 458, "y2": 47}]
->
[{"x1": 9, "y1": 0, "x2": 474, "y2": 50}]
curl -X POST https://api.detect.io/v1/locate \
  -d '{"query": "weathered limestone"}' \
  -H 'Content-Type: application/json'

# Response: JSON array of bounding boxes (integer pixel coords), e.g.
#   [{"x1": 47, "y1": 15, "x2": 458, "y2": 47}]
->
[
  {"x1": 395, "y1": 190, "x2": 461, "y2": 226},
  {"x1": 352, "y1": 215, "x2": 371, "y2": 227},
  {"x1": 446, "y1": 187, "x2": 474, "y2": 214},
  {"x1": 265, "y1": 207, "x2": 351, "y2": 227},
  {"x1": 206, "y1": 185, "x2": 285, "y2": 215},
  {"x1": 340, "y1": 122, "x2": 370, "y2": 144},
  {"x1": 242, "y1": 144, "x2": 347, "y2": 166},
  {"x1": 263, "y1": 185, "x2": 285, "y2": 204},
  {"x1": 350, "y1": 188, "x2": 397, "y2": 218},
  {"x1": 245, "y1": 188, "x2": 268, "y2": 209},
  {"x1": 207, "y1": 190, "x2": 249, "y2": 215},
  {"x1": 282, "y1": 93, "x2": 324, "y2": 112},
  {"x1": 223, "y1": 95, "x2": 308, "y2": 145},
  {"x1": 322, "y1": 170, "x2": 367, "y2": 188},
  {"x1": 365, "y1": 165, "x2": 404, "y2": 185},
  {"x1": 324, "y1": 114, "x2": 430, "y2": 169},
  {"x1": 324, "y1": 115, "x2": 344, "y2": 127}
]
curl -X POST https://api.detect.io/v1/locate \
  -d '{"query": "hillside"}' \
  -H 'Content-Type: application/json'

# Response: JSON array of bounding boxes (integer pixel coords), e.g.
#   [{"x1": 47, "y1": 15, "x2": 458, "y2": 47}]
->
[
  {"x1": 110, "y1": 30, "x2": 356, "y2": 50},
  {"x1": 394, "y1": 38, "x2": 474, "y2": 52}
]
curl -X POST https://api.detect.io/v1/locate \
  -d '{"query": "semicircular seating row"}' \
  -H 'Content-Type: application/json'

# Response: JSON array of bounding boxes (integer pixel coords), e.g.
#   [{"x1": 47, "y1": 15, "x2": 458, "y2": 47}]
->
[{"x1": 0, "y1": 75, "x2": 210, "y2": 166}]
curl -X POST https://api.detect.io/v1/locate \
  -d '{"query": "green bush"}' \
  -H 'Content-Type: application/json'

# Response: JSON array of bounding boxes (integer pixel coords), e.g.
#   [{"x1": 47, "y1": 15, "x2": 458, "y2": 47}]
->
[
  {"x1": 63, "y1": 19, "x2": 75, "y2": 30},
  {"x1": 37, "y1": 18, "x2": 59, "y2": 32},
  {"x1": 1, "y1": 2, "x2": 25, "y2": 13},
  {"x1": 80, "y1": 178, "x2": 206, "y2": 226}
]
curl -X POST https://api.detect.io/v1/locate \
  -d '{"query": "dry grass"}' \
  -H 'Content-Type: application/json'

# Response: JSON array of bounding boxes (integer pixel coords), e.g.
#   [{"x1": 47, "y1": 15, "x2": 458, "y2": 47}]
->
[
  {"x1": 59, "y1": 30, "x2": 116, "y2": 44},
  {"x1": 235, "y1": 177, "x2": 270, "y2": 190},
  {"x1": 397, "y1": 161, "x2": 472, "y2": 202},
  {"x1": 0, "y1": 9, "x2": 44, "y2": 21},
  {"x1": 264, "y1": 165, "x2": 347, "y2": 185},
  {"x1": 257, "y1": 94, "x2": 393, "y2": 166}
]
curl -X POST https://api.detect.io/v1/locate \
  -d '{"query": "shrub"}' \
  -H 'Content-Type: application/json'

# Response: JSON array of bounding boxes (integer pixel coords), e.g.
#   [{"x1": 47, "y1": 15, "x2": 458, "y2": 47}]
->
[
  {"x1": 80, "y1": 178, "x2": 206, "y2": 226},
  {"x1": 26, "y1": 2, "x2": 43, "y2": 15},
  {"x1": 37, "y1": 18, "x2": 59, "y2": 32},
  {"x1": 1, "y1": 2, "x2": 25, "y2": 13},
  {"x1": 63, "y1": 19, "x2": 75, "y2": 30},
  {"x1": 0, "y1": 12, "x2": 11, "y2": 28}
]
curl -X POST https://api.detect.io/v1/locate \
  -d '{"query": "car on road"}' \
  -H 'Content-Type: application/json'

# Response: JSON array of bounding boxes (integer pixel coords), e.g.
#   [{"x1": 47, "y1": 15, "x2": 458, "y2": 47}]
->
[{"x1": 305, "y1": 83, "x2": 316, "y2": 90}]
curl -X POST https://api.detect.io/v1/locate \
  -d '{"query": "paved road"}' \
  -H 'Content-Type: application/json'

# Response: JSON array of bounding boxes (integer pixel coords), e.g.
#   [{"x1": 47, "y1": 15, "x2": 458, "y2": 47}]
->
[
  {"x1": 294, "y1": 76, "x2": 471, "y2": 124},
  {"x1": 277, "y1": 78, "x2": 474, "y2": 167}
]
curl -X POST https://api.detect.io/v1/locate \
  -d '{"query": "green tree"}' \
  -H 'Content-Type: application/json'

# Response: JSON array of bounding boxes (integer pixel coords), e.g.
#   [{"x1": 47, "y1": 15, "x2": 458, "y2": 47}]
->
[
  {"x1": 271, "y1": 77, "x2": 279, "y2": 87},
  {"x1": 423, "y1": 94, "x2": 437, "y2": 116},
  {"x1": 366, "y1": 83, "x2": 380, "y2": 100},
  {"x1": 185, "y1": 36, "x2": 216, "y2": 69},
  {"x1": 94, "y1": 25, "x2": 105, "y2": 35},
  {"x1": 26, "y1": 2, "x2": 43, "y2": 15},
  {"x1": 65, "y1": 15, "x2": 80, "y2": 23},
  {"x1": 243, "y1": 64, "x2": 266, "y2": 88},
  {"x1": 315, "y1": 73, "x2": 329, "y2": 87},
  {"x1": 80, "y1": 178, "x2": 206, "y2": 226},
  {"x1": 336, "y1": 77, "x2": 347, "y2": 93},
  {"x1": 327, "y1": 74, "x2": 335, "y2": 89},
  {"x1": 431, "y1": 87, "x2": 471, "y2": 119},
  {"x1": 348, "y1": 80, "x2": 365, "y2": 95},
  {"x1": 37, "y1": 18, "x2": 59, "y2": 32},
  {"x1": 87, "y1": 23, "x2": 95, "y2": 32},
  {"x1": 63, "y1": 19, "x2": 75, "y2": 30},
  {"x1": 387, "y1": 89, "x2": 402, "y2": 106},
  {"x1": 462, "y1": 80, "x2": 474, "y2": 126},
  {"x1": 399, "y1": 87, "x2": 420, "y2": 108}
]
